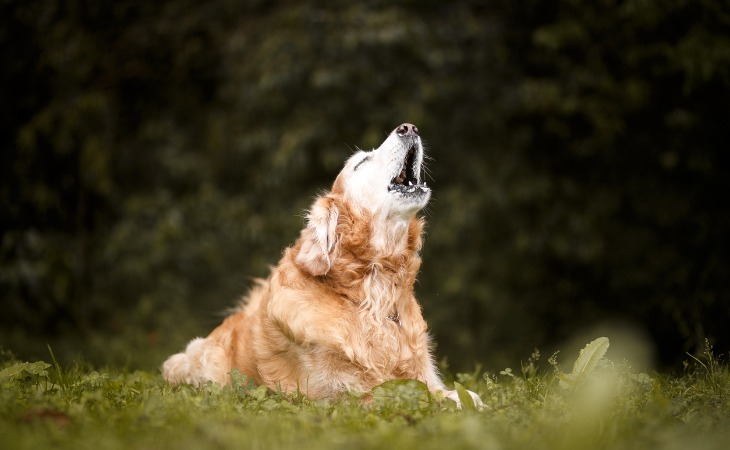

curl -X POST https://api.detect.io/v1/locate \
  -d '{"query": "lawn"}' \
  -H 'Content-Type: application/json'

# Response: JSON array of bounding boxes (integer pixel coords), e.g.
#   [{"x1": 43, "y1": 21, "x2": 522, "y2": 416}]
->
[{"x1": 2, "y1": 338, "x2": 729, "y2": 450}]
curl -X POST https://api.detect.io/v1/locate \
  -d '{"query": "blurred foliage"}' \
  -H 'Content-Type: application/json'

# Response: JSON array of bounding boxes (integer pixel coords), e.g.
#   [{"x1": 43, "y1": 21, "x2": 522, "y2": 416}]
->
[{"x1": 1, "y1": 0, "x2": 729, "y2": 369}]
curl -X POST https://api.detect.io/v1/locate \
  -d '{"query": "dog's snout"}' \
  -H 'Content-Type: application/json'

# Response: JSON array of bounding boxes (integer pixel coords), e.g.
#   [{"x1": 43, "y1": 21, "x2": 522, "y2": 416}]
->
[{"x1": 396, "y1": 123, "x2": 419, "y2": 137}]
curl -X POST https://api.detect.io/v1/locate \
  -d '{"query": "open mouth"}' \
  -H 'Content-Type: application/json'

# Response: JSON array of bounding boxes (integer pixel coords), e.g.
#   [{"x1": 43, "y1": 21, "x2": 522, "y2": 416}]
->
[{"x1": 388, "y1": 144, "x2": 428, "y2": 194}]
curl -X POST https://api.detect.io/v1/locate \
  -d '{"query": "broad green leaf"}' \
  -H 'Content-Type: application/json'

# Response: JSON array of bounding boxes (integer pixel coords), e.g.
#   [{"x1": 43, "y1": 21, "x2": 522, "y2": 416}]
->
[
  {"x1": 372, "y1": 378, "x2": 430, "y2": 395},
  {"x1": 250, "y1": 384, "x2": 269, "y2": 401},
  {"x1": 453, "y1": 381, "x2": 476, "y2": 411},
  {"x1": 0, "y1": 362, "x2": 51, "y2": 383},
  {"x1": 571, "y1": 337, "x2": 610, "y2": 377},
  {"x1": 370, "y1": 379, "x2": 433, "y2": 412}
]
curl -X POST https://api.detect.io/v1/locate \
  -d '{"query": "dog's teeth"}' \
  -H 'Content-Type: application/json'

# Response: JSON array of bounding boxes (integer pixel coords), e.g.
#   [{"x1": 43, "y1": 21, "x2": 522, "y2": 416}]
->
[
  {"x1": 408, "y1": 181, "x2": 412, "y2": 186},
  {"x1": 424, "y1": 181, "x2": 427, "y2": 186}
]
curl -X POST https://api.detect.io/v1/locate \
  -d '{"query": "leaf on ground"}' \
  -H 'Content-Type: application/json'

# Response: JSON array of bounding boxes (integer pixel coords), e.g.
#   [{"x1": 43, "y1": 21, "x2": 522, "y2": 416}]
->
[
  {"x1": 0, "y1": 362, "x2": 51, "y2": 383},
  {"x1": 250, "y1": 384, "x2": 269, "y2": 401},
  {"x1": 372, "y1": 379, "x2": 430, "y2": 398},
  {"x1": 370, "y1": 379, "x2": 433, "y2": 412}
]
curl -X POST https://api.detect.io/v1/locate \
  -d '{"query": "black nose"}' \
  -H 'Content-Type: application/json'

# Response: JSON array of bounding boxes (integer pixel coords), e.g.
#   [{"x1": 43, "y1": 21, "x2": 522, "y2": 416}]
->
[{"x1": 396, "y1": 123, "x2": 419, "y2": 137}]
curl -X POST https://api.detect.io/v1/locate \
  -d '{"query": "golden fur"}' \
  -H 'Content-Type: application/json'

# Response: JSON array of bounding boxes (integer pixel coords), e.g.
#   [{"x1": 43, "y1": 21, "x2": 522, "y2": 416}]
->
[{"x1": 162, "y1": 124, "x2": 482, "y2": 407}]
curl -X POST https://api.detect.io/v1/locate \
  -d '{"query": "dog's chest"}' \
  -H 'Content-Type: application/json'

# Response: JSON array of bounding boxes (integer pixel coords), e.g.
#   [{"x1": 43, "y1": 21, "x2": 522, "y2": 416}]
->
[{"x1": 346, "y1": 278, "x2": 422, "y2": 376}]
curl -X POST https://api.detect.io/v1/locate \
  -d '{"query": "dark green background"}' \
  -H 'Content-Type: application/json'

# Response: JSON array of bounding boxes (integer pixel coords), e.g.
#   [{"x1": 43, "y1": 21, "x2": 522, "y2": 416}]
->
[{"x1": 2, "y1": 0, "x2": 728, "y2": 371}]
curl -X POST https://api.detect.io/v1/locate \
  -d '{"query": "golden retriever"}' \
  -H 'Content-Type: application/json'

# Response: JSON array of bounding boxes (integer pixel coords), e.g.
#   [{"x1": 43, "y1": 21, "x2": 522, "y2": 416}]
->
[{"x1": 162, "y1": 123, "x2": 482, "y2": 408}]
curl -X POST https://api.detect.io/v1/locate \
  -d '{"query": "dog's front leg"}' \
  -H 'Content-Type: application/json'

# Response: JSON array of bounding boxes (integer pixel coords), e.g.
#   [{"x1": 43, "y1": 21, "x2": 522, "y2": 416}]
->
[
  {"x1": 421, "y1": 357, "x2": 484, "y2": 410},
  {"x1": 162, "y1": 337, "x2": 231, "y2": 386},
  {"x1": 438, "y1": 388, "x2": 485, "y2": 410}
]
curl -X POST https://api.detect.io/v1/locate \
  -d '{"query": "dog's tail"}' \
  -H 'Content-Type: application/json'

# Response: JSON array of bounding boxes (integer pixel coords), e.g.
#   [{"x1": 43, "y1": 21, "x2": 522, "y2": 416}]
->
[{"x1": 161, "y1": 338, "x2": 230, "y2": 386}]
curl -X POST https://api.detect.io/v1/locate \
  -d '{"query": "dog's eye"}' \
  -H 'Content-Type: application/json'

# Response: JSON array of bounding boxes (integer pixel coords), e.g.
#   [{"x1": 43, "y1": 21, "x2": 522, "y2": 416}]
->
[{"x1": 353, "y1": 156, "x2": 371, "y2": 171}]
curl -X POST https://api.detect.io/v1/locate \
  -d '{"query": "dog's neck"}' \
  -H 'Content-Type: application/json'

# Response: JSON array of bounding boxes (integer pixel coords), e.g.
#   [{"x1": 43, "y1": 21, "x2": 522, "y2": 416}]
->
[
  {"x1": 369, "y1": 214, "x2": 413, "y2": 255},
  {"x1": 293, "y1": 197, "x2": 425, "y2": 316},
  {"x1": 341, "y1": 213, "x2": 424, "y2": 317}
]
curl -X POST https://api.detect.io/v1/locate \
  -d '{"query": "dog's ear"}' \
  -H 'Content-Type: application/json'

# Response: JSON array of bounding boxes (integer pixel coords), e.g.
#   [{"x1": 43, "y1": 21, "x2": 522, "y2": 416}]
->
[{"x1": 295, "y1": 196, "x2": 339, "y2": 276}]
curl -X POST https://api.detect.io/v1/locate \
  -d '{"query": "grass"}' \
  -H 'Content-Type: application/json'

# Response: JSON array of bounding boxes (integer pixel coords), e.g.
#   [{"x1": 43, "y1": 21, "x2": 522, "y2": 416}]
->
[{"x1": 1, "y1": 338, "x2": 729, "y2": 450}]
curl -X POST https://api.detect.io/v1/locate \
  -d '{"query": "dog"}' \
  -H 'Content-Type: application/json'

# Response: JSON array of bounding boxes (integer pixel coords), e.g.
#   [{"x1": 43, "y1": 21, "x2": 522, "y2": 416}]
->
[{"x1": 162, "y1": 123, "x2": 483, "y2": 408}]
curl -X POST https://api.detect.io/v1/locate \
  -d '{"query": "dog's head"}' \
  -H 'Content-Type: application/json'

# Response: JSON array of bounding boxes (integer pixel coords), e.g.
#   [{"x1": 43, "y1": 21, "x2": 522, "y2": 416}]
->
[
  {"x1": 334, "y1": 123, "x2": 431, "y2": 218},
  {"x1": 295, "y1": 124, "x2": 431, "y2": 276}
]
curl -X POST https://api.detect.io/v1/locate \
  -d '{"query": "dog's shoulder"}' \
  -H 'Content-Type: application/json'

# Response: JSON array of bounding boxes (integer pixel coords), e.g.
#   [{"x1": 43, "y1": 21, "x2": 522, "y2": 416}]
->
[{"x1": 263, "y1": 255, "x2": 357, "y2": 344}]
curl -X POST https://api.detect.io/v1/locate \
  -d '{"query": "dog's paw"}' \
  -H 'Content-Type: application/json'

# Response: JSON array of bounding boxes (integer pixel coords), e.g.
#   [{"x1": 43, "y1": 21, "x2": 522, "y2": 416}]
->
[
  {"x1": 441, "y1": 388, "x2": 485, "y2": 411},
  {"x1": 162, "y1": 337, "x2": 229, "y2": 387}
]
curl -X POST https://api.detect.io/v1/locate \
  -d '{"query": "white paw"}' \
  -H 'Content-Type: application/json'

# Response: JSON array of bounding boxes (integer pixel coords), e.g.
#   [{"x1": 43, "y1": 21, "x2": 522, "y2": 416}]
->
[{"x1": 442, "y1": 389, "x2": 485, "y2": 411}]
